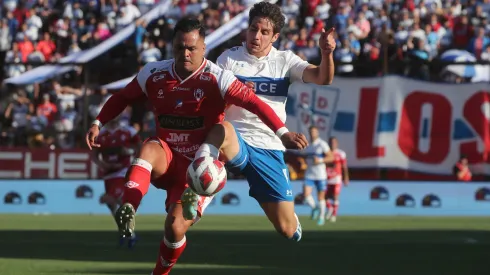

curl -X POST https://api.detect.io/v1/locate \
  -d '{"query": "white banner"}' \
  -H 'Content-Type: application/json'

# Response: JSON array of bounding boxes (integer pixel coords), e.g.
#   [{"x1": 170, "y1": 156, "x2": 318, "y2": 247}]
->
[{"x1": 287, "y1": 76, "x2": 490, "y2": 175}]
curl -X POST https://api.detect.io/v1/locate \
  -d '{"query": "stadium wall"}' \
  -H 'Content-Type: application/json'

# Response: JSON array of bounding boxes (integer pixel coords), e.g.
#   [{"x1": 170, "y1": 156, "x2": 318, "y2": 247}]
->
[{"x1": 1, "y1": 180, "x2": 490, "y2": 216}]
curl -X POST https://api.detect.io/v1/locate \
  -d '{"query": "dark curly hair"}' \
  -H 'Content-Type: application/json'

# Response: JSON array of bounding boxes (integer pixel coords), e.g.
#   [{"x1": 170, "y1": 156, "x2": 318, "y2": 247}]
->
[
  {"x1": 248, "y1": 2, "x2": 285, "y2": 34},
  {"x1": 172, "y1": 17, "x2": 206, "y2": 39}
]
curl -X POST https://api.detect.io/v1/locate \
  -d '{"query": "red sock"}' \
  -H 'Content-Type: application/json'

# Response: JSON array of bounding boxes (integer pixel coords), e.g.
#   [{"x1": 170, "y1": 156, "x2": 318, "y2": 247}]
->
[
  {"x1": 152, "y1": 236, "x2": 187, "y2": 275},
  {"x1": 326, "y1": 200, "x2": 332, "y2": 210},
  {"x1": 122, "y1": 159, "x2": 152, "y2": 210},
  {"x1": 333, "y1": 204, "x2": 339, "y2": 216}
]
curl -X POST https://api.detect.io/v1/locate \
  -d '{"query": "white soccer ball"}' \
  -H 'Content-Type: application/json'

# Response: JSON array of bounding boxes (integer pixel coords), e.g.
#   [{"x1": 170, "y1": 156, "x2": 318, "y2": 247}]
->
[{"x1": 186, "y1": 156, "x2": 227, "y2": 196}]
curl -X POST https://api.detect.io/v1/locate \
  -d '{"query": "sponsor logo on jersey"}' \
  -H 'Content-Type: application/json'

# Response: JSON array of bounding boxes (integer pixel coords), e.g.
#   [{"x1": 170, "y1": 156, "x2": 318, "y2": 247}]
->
[
  {"x1": 157, "y1": 89, "x2": 164, "y2": 99},
  {"x1": 194, "y1": 88, "x2": 204, "y2": 101},
  {"x1": 166, "y1": 133, "x2": 190, "y2": 143},
  {"x1": 200, "y1": 74, "x2": 211, "y2": 81},
  {"x1": 175, "y1": 100, "x2": 183, "y2": 109},
  {"x1": 153, "y1": 74, "x2": 165, "y2": 82},
  {"x1": 150, "y1": 67, "x2": 166, "y2": 73},
  {"x1": 157, "y1": 115, "x2": 205, "y2": 130}
]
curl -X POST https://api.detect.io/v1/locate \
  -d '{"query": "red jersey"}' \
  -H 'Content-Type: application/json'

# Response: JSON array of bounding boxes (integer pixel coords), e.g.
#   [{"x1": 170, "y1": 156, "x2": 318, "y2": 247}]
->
[
  {"x1": 97, "y1": 125, "x2": 140, "y2": 171},
  {"x1": 326, "y1": 149, "x2": 347, "y2": 184},
  {"x1": 96, "y1": 59, "x2": 285, "y2": 160}
]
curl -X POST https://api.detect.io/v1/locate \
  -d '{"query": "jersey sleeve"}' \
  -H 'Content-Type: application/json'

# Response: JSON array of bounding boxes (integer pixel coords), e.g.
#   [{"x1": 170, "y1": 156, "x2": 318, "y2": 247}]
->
[
  {"x1": 287, "y1": 50, "x2": 310, "y2": 83},
  {"x1": 217, "y1": 69, "x2": 286, "y2": 134},
  {"x1": 216, "y1": 50, "x2": 234, "y2": 70},
  {"x1": 340, "y1": 151, "x2": 347, "y2": 165},
  {"x1": 321, "y1": 141, "x2": 331, "y2": 154}
]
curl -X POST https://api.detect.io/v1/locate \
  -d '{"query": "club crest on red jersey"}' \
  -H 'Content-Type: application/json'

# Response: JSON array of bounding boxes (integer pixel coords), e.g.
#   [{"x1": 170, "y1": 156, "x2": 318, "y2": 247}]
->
[{"x1": 194, "y1": 88, "x2": 204, "y2": 101}]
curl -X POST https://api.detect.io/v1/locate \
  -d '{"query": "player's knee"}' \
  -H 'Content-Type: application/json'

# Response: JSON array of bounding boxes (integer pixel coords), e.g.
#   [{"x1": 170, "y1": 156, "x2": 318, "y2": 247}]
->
[
  {"x1": 275, "y1": 218, "x2": 301, "y2": 241},
  {"x1": 138, "y1": 141, "x2": 164, "y2": 164},
  {"x1": 164, "y1": 220, "x2": 187, "y2": 243}
]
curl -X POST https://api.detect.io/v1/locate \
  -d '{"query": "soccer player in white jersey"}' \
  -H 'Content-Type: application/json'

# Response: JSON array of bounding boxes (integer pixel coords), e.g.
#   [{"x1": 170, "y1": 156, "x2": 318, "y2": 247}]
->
[
  {"x1": 302, "y1": 126, "x2": 333, "y2": 226},
  {"x1": 181, "y1": 2, "x2": 335, "y2": 242}
]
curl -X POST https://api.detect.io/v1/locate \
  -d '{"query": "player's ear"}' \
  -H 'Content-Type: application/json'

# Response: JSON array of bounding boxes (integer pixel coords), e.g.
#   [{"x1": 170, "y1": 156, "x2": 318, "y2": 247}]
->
[{"x1": 271, "y1": 33, "x2": 280, "y2": 44}]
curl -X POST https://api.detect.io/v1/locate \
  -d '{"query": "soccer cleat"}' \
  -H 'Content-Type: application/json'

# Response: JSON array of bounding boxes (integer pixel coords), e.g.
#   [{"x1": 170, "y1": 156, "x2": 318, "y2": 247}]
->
[
  {"x1": 118, "y1": 236, "x2": 125, "y2": 246},
  {"x1": 115, "y1": 203, "x2": 136, "y2": 239},
  {"x1": 330, "y1": 216, "x2": 337, "y2": 223},
  {"x1": 310, "y1": 207, "x2": 320, "y2": 220},
  {"x1": 181, "y1": 187, "x2": 199, "y2": 221},
  {"x1": 317, "y1": 217, "x2": 325, "y2": 226},
  {"x1": 127, "y1": 234, "x2": 138, "y2": 249},
  {"x1": 325, "y1": 208, "x2": 333, "y2": 220}
]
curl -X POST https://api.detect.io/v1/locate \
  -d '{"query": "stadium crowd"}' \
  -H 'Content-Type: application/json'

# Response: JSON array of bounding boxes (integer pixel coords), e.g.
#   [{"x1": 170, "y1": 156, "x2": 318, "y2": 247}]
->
[{"x1": 0, "y1": 0, "x2": 489, "y2": 151}]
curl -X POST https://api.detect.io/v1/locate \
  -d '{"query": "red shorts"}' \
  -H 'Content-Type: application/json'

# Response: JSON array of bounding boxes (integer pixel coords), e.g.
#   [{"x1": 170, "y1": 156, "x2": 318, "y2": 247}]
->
[
  {"x1": 103, "y1": 167, "x2": 128, "y2": 199},
  {"x1": 326, "y1": 184, "x2": 342, "y2": 196},
  {"x1": 146, "y1": 137, "x2": 213, "y2": 216}
]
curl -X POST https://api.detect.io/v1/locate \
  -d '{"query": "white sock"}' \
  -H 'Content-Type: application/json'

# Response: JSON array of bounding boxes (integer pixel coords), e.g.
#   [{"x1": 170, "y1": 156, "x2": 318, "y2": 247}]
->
[
  {"x1": 195, "y1": 143, "x2": 219, "y2": 159},
  {"x1": 304, "y1": 195, "x2": 316, "y2": 209},
  {"x1": 319, "y1": 199, "x2": 326, "y2": 218}
]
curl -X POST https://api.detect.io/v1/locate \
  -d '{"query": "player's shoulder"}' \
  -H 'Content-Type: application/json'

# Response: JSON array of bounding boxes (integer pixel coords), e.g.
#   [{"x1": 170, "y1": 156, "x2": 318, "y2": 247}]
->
[
  {"x1": 219, "y1": 45, "x2": 245, "y2": 59},
  {"x1": 336, "y1": 149, "x2": 347, "y2": 158},
  {"x1": 203, "y1": 59, "x2": 234, "y2": 80},
  {"x1": 138, "y1": 60, "x2": 173, "y2": 79}
]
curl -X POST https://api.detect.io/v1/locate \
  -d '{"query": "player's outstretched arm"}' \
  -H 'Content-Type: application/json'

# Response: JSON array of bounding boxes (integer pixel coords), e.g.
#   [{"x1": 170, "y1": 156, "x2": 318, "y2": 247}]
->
[
  {"x1": 220, "y1": 72, "x2": 308, "y2": 150},
  {"x1": 85, "y1": 78, "x2": 145, "y2": 150},
  {"x1": 301, "y1": 28, "x2": 336, "y2": 85}
]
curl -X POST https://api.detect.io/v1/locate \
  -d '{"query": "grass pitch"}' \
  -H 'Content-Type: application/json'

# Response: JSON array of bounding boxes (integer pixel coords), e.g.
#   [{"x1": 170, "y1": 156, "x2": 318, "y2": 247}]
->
[{"x1": 0, "y1": 215, "x2": 489, "y2": 275}]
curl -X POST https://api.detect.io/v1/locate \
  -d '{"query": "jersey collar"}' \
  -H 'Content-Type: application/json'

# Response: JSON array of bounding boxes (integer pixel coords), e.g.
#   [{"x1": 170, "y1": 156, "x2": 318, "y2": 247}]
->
[
  {"x1": 242, "y1": 42, "x2": 277, "y2": 61},
  {"x1": 171, "y1": 58, "x2": 207, "y2": 84}
]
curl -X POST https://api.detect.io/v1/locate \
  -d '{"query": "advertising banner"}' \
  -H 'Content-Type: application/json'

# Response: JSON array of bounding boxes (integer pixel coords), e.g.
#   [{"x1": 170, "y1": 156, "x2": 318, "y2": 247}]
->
[{"x1": 2, "y1": 180, "x2": 490, "y2": 216}]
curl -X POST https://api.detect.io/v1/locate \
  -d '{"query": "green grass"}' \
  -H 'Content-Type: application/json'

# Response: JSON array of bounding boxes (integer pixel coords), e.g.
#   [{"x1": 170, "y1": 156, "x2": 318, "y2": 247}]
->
[{"x1": 0, "y1": 215, "x2": 489, "y2": 275}]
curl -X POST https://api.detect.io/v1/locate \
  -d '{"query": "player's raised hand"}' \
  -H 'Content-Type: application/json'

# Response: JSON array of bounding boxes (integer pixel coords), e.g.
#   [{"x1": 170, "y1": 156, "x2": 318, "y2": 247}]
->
[
  {"x1": 86, "y1": 124, "x2": 101, "y2": 150},
  {"x1": 281, "y1": 132, "x2": 308, "y2": 150},
  {"x1": 319, "y1": 28, "x2": 336, "y2": 54}
]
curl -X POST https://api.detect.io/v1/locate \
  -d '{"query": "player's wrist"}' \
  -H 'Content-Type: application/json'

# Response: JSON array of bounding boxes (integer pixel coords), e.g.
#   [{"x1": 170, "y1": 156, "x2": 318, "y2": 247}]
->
[
  {"x1": 92, "y1": 119, "x2": 103, "y2": 129},
  {"x1": 276, "y1": 127, "x2": 289, "y2": 138}
]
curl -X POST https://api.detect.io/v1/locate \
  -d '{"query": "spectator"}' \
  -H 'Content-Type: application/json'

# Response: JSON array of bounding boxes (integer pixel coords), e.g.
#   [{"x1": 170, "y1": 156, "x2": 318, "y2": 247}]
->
[
  {"x1": 36, "y1": 32, "x2": 56, "y2": 61},
  {"x1": 36, "y1": 93, "x2": 58, "y2": 125},
  {"x1": 468, "y1": 27, "x2": 490, "y2": 59},
  {"x1": 453, "y1": 155, "x2": 472, "y2": 182}
]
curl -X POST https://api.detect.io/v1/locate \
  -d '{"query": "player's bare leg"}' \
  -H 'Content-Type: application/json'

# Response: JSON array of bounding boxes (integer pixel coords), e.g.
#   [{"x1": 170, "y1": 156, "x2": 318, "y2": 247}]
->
[
  {"x1": 330, "y1": 192, "x2": 340, "y2": 222},
  {"x1": 181, "y1": 121, "x2": 239, "y2": 220},
  {"x1": 152, "y1": 203, "x2": 193, "y2": 275},
  {"x1": 260, "y1": 201, "x2": 302, "y2": 241},
  {"x1": 302, "y1": 184, "x2": 317, "y2": 219},
  {"x1": 325, "y1": 186, "x2": 337, "y2": 222},
  {"x1": 115, "y1": 140, "x2": 170, "y2": 238},
  {"x1": 317, "y1": 190, "x2": 326, "y2": 226}
]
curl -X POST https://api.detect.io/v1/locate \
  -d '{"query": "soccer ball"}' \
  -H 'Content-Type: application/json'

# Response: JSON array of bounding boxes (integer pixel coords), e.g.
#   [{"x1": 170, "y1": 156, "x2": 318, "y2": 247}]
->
[{"x1": 186, "y1": 156, "x2": 227, "y2": 196}]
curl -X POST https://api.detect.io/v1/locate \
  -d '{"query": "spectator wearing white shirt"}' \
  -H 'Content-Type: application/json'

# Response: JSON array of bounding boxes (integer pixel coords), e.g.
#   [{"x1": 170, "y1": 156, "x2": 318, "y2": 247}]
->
[
  {"x1": 282, "y1": 0, "x2": 300, "y2": 22},
  {"x1": 139, "y1": 41, "x2": 162, "y2": 64},
  {"x1": 316, "y1": 0, "x2": 330, "y2": 21},
  {"x1": 25, "y1": 8, "x2": 43, "y2": 41},
  {"x1": 116, "y1": 0, "x2": 141, "y2": 28}
]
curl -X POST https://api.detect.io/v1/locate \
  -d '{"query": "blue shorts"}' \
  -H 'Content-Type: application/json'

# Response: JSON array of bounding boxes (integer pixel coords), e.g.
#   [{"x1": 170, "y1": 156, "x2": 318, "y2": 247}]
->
[
  {"x1": 304, "y1": 179, "x2": 327, "y2": 192},
  {"x1": 226, "y1": 130, "x2": 293, "y2": 203}
]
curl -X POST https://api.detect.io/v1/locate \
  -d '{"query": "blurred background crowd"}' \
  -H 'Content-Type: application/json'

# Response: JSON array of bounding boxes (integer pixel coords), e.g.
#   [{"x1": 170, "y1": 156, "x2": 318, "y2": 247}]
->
[{"x1": 0, "y1": 0, "x2": 489, "y2": 153}]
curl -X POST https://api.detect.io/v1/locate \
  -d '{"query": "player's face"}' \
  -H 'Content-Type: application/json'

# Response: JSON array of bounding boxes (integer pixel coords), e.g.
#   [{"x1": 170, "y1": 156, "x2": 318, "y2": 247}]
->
[
  {"x1": 246, "y1": 17, "x2": 280, "y2": 57},
  {"x1": 309, "y1": 128, "x2": 319, "y2": 141},
  {"x1": 173, "y1": 30, "x2": 206, "y2": 73},
  {"x1": 330, "y1": 138, "x2": 338, "y2": 150}
]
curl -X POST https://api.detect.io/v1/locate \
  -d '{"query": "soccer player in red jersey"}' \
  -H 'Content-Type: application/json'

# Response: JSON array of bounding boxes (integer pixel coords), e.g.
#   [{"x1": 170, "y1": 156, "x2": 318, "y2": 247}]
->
[
  {"x1": 85, "y1": 18, "x2": 306, "y2": 275},
  {"x1": 91, "y1": 117, "x2": 140, "y2": 247},
  {"x1": 325, "y1": 136, "x2": 349, "y2": 222}
]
